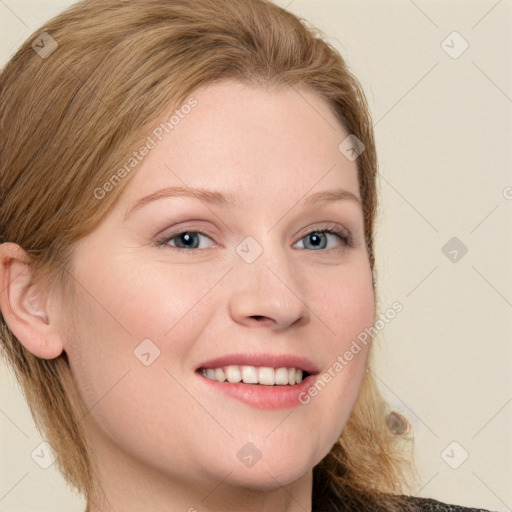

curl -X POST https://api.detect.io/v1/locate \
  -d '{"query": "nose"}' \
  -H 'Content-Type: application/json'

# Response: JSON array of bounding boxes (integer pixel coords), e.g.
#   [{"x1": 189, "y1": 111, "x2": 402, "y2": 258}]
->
[{"x1": 227, "y1": 241, "x2": 310, "y2": 330}]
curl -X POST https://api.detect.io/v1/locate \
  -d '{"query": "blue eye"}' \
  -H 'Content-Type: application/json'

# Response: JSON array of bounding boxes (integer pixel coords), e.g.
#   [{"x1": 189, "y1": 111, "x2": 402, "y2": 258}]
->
[
  {"x1": 157, "y1": 231, "x2": 215, "y2": 250},
  {"x1": 155, "y1": 227, "x2": 351, "y2": 252},
  {"x1": 294, "y1": 229, "x2": 350, "y2": 251}
]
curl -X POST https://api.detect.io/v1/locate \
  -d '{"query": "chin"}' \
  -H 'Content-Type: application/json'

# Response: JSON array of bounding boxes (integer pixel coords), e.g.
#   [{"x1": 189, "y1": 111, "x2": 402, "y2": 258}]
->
[
  {"x1": 200, "y1": 444, "x2": 319, "y2": 491},
  {"x1": 221, "y1": 463, "x2": 313, "y2": 492}
]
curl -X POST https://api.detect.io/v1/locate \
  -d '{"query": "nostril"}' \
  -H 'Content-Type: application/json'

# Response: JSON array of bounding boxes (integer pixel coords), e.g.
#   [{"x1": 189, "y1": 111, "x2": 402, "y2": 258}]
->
[{"x1": 251, "y1": 315, "x2": 266, "y2": 320}]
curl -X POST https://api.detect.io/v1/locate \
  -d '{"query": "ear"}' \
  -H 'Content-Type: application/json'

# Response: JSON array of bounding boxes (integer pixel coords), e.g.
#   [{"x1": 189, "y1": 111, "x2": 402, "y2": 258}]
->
[{"x1": 0, "y1": 243, "x2": 64, "y2": 359}]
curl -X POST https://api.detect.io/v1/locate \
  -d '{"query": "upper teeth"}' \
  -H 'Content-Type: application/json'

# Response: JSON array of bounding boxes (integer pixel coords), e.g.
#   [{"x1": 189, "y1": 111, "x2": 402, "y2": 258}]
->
[{"x1": 200, "y1": 366, "x2": 304, "y2": 385}]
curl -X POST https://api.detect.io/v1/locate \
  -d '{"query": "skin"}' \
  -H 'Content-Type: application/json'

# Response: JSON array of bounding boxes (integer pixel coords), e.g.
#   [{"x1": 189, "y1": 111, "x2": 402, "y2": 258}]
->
[{"x1": 0, "y1": 80, "x2": 375, "y2": 512}]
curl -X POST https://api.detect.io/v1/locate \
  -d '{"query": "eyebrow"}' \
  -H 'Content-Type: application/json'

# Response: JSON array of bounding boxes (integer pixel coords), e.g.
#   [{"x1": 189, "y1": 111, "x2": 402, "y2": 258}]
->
[{"x1": 124, "y1": 185, "x2": 361, "y2": 221}]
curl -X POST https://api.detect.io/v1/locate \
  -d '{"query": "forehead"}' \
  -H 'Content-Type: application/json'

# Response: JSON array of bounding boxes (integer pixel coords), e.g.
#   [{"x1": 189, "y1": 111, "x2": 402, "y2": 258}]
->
[{"x1": 119, "y1": 80, "x2": 361, "y2": 212}]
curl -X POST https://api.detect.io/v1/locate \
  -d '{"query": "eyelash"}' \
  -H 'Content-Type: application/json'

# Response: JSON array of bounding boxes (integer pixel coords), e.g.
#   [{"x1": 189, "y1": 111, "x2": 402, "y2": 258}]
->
[{"x1": 154, "y1": 225, "x2": 353, "y2": 252}]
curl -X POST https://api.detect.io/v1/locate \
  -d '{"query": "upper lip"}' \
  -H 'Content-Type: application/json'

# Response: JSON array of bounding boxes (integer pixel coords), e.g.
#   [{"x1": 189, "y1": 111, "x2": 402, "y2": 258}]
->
[{"x1": 196, "y1": 353, "x2": 320, "y2": 375}]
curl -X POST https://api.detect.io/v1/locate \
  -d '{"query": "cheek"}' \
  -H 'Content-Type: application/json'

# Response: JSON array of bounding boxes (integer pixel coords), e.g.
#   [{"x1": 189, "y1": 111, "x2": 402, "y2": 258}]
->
[
  {"x1": 316, "y1": 257, "x2": 375, "y2": 347},
  {"x1": 67, "y1": 254, "x2": 212, "y2": 354},
  {"x1": 62, "y1": 269, "x2": 215, "y2": 473},
  {"x1": 300, "y1": 259, "x2": 374, "y2": 435},
  {"x1": 62, "y1": 259, "x2": 211, "y2": 421}
]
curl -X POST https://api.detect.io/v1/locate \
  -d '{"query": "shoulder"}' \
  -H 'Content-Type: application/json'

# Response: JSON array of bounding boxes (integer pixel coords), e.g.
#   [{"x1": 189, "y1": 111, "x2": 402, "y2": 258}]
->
[{"x1": 403, "y1": 495, "x2": 496, "y2": 512}]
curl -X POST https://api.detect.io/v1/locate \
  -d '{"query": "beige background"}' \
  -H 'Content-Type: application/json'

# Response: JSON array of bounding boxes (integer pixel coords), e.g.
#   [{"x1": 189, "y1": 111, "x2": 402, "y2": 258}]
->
[{"x1": 1, "y1": 0, "x2": 511, "y2": 511}]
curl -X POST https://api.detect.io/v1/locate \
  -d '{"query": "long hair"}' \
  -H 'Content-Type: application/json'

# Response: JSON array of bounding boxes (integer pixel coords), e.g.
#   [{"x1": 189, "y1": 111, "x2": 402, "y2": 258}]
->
[{"x1": 0, "y1": 0, "x2": 413, "y2": 508}]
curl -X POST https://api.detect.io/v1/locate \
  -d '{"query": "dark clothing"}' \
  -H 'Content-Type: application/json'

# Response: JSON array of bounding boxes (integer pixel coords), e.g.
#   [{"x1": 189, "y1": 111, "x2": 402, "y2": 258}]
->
[
  {"x1": 396, "y1": 496, "x2": 493, "y2": 512},
  {"x1": 312, "y1": 471, "x2": 493, "y2": 512},
  {"x1": 314, "y1": 492, "x2": 493, "y2": 512}
]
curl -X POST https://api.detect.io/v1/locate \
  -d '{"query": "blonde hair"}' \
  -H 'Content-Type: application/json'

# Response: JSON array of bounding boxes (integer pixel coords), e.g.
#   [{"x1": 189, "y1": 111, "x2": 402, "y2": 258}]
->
[{"x1": 0, "y1": 0, "x2": 414, "y2": 508}]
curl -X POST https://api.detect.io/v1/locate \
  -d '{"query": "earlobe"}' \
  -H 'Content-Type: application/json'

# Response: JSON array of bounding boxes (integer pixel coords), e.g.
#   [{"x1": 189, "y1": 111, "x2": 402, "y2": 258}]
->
[{"x1": 0, "y1": 242, "x2": 64, "y2": 360}]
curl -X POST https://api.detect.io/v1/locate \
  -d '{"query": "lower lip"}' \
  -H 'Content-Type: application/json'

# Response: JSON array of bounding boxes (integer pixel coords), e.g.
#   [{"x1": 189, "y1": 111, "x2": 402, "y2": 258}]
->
[{"x1": 196, "y1": 371, "x2": 318, "y2": 410}]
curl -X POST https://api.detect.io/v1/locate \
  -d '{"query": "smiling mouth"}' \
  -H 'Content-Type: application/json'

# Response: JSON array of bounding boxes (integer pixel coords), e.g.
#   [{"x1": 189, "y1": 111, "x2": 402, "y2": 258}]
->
[{"x1": 198, "y1": 365, "x2": 311, "y2": 386}]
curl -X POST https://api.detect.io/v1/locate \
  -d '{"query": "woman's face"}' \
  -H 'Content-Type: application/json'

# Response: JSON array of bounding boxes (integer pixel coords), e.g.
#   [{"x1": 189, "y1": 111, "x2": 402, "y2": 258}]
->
[{"x1": 62, "y1": 80, "x2": 374, "y2": 494}]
